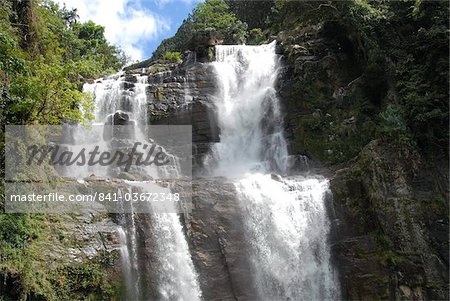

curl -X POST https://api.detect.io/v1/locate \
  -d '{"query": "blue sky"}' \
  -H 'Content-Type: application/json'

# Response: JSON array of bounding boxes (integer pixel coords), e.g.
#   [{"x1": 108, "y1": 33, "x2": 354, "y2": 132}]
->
[{"x1": 55, "y1": 0, "x2": 201, "y2": 61}]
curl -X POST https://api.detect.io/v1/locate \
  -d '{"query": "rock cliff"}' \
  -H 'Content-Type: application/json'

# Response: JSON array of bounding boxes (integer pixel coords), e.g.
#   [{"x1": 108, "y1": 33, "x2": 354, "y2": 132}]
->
[
  {"x1": 185, "y1": 179, "x2": 258, "y2": 300},
  {"x1": 275, "y1": 21, "x2": 449, "y2": 300},
  {"x1": 124, "y1": 59, "x2": 219, "y2": 172},
  {"x1": 120, "y1": 27, "x2": 448, "y2": 299},
  {"x1": 125, "y1": 18, "x2": 448, "y2": 300},
  {"x1": 331, "y1": 141, "x2": 448, "y2": 300}
]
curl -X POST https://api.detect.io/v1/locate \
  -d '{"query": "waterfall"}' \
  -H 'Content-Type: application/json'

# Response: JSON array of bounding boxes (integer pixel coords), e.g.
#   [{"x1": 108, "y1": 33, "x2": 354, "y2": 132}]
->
[
  {"x1": 183, "y1": 73, "x2": 193, "y2": 107},
  {"x1": 207, "y1": 42, "x2": 288, "y2": 176},
  {"x1": 235, "y1": 175, "x2": 340, "y2": 300},
  {"x1": 129, "y1": 181, "x2": 202, "y2": 300},
  {"x1": 209, "y1": 42, "x2": 340, "y2": 300},
  {"x1": 78, "y1": 73, "x2": 202, "y2": 300}
]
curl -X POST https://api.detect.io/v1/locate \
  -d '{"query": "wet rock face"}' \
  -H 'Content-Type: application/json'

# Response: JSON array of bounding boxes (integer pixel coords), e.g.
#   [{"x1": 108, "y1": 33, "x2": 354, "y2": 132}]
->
[
  {"x1": 184, "y1": 179, "x2": 258, "y2": 300},
  {"x1": 330, "y1": 140, "x2": 449, "y2": 301},
  {"x1": 275, "y1": 22, "x2": 448, "y2": 300},
  {"x1": 125, "y1": 62, "x2": 219, "y2": 171},
  {"x1": 276, "y1": 24, "x2": 378, "y2": 165},
  {"x1": 0, "y1": 178, "x2": 124, "y2": 300},
  {"x1": 113, "y1": 110, "x2": 129, "y2": 124}
]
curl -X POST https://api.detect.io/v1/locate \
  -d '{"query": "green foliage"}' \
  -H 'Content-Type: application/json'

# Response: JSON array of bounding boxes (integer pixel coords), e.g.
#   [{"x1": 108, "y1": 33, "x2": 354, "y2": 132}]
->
[
  {"x1": 420, "y1": 194, "x2": 448, "y2": 215},
  {"x1": 340, "y1": 0, "x2": 449, "y2": 153},
  {"x1": 151, "y1": 18, "x2": 194, "y2": 60},
  {"x1": 0, "y1": 0, "x2": 126, "y2": 126},
  {"x1": 0, "y1": 213, "x2": 51, "y2": 300},
  {"x1": 0, "y1": 214, "x2": 44, "y2": 250},
  {"x1": 9, "y1": 59, "x2": 95, "y2": 124},
  {"x1": 163, "y1": 51, "x2": 182, "y2": 63},
  {"x1": 247, "y1": 28, "x2": 266, "y2": 45},
  {"x1": 274, "y1": 0, "x2": 448, "y2": 160},
  {"x1": 152, "y1": 0, "x2": 247, "y2": 59},
  {"x1": 0, "y1": 212, "x2": 121, "y2": 301},
  {"x1": 225, "y1": 0, "x2": 274, "y2": 29},
  {"x1": 377, "y1": 104, "x2": 409, "y2": 142},
  {"x1": 376, "y1": 233, "x2": 406, "y2": 267},
  {"x1": 191, "y1": 0, "x2": 247, "y2": 43},
  {"x1": 0, "y1": 1, "x2": 126, "y2": 299}
]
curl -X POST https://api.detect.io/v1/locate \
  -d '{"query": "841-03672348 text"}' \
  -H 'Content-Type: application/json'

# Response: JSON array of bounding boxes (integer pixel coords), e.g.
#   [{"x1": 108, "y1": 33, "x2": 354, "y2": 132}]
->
[{"x1": 8, "y1": 191, "x2": 181, "y2": 203}]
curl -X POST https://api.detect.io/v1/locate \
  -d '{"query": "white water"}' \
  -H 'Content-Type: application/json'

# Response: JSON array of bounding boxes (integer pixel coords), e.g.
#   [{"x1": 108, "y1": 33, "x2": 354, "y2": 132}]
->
[
  {"x1": 132, "y1": 75, "x2": 149, "y2": 124},
  {"x1": 80, "y1": 73, "x2": 201, "y2": 300},
  {"x1": 236, "y1": 174, "x2": 340, "y2": 300},
  {"x1": 210, "y1": 42, "x2": 340, "y2": 300},
  {"x1": 130, "y1": 181, "x2": 202, "y2": 301},
  {"x1": 207, "y1": 42, "x2": 288, "y2": 176},
  {"x1": 117, "y1": 225, "x2": 139, "y2": 300}
]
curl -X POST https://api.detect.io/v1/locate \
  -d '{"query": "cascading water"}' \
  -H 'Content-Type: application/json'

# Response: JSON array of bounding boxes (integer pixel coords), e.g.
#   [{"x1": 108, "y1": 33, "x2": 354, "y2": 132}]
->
[
  {"x1": 235, "y1": 175, "x2": 339, "y2": 300},
  {"x1": 77, "y1": 73, "x2": 202, "y2": 300},
  {"x1": 207, "y1": 42, "x2": 288, "y2": 176},
  {"x1": 128, "y1": 181, "x2": 202, "y2": 300},
  {"x1": 208, "y1": 41, "x2": 341, "y2": 300}
]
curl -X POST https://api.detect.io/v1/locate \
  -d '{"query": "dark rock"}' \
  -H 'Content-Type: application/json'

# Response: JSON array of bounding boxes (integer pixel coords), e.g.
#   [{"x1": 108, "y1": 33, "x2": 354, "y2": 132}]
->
[
  {"x1": 144, "y1": 63, "x2": 219, "y2": 170},
  {"x1": 111, "y1": 111, "x2": 129, "y2": 125},
  {"x1": 184, "y1": 179, "x2": 258, "y2": 300},
  {"x1": 123, "y1": 81, "x2": 135, "y2": 90},
  {"x1": 191, "y1": 28, "x2": 224, "y2": 48},
  {"x1": 102, "y1": 111, "x2": 136, "y2": 141},
  {"x1": 189, "y1": 29, "x2": 222, "y2": 62},
  {"x1": 330, "y1": 140, "x2": 449, "y2": 301},
  {"x1": 271, "y1": 173, "x2": 283, "y2": 182},
  {"x1": 124, "y1": 74, "x2": 137, "y2": 83}
]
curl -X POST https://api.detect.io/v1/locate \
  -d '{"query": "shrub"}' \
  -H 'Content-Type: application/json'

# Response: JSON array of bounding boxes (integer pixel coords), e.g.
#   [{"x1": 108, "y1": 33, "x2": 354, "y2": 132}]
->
[
  {"x1": 247, "y1": 28, "x2": 266, "y2": 45},
  {"x1": 378, "y1": 104, "x2": 411, "y2": 144},
  {"x1": 163, "y1": 51, "x2": 182, "y2": 63}
]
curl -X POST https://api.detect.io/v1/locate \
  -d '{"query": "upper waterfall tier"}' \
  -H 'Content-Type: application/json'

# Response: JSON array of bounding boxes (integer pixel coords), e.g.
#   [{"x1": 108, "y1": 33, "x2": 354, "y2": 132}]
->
[{"x1": 206, "y1": 41, "x2": 288, "y2": 176}]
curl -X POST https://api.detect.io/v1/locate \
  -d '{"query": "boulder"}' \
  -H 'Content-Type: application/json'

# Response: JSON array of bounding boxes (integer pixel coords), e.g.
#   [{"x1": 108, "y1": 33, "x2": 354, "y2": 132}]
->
[
  {"x1": 103, "y1": 111, "x2": 136, "y2": 141},
  {"x1": 191, "y1": 28, "x2": 224, "y2": 48}
]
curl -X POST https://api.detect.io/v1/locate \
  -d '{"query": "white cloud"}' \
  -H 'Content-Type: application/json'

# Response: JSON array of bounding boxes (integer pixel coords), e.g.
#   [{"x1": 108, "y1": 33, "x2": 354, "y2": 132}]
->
[
  {"x1": 55, "y1": 0, "x2": 170, "y2": 61},
  {"x1": 154, "y1": 0, "x2": 200, "y2": 7}
]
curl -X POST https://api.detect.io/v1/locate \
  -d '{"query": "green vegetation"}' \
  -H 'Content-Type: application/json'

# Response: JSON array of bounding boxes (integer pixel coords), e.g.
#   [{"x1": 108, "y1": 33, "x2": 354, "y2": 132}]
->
[
  {"x1": 0, "y1": 212, "x2": 121, "y2": 300},
  {"x1": 163, "y1": 51, "x2": 182, "y2": 63},
  {"x1": 0, "y1": 0, "x2": 126, "y2": 126},
  {"x1": 225, "y1": 0, "x2": 274, "y2": 30},
  {"x1": 377, "y1": 104, "x2": 410, "y2": 143},
  {"x1": 0, "y1": 1, "x2": 126, "y2": 300},
  {"x1": 274, "y1": 0, "x2": 448, "y2": 163},
  {"x1": 376, "y1": 234, "x2": 406, "y2": 267},
  {"x1": 247, "y1": 28, "x2": 267, "y2": 45},
  {"x1": 151, "y1": 0, "x2": 247, "y2": 59},
  {"x1": 0, "y1": 0, "x2": 448, "y2": 299},
  {"x1": 190, "y1": 0, "x2": 247, "y2": 43},
  {"x1": 95, "y1": 0, "x2": 450, "y2": 163}
]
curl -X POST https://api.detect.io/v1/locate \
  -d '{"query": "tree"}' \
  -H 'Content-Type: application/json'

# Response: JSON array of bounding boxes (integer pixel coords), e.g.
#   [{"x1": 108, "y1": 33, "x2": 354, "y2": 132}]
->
[
  {"x1": 152, "y1": 0, "x2": 247, "y2": 59},
  {"x1": 191, "y1": 0, "x2": 247, "y2": 43},
  {"x1": 1, "y1": 0, "x2": 127, "y2": 125}
]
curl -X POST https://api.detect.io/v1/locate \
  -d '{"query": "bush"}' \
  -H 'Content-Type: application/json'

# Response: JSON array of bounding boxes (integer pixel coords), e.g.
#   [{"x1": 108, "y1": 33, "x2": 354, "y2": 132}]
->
[
  {"x1": 379, "y1": 105, "x2": 406, "y2": 132},
  {"x1": 152, "y1": 0, "x2": 248, "y2": 60},
  {"x1": 247, "y1": 28, "x2": 266, "y2": 45},
  {"x1": 163, "y1": 51, "x2": 182, "y2": 63},
  {"x1": 378, "y1": 104, "x2": 410, "y2": 143}
]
